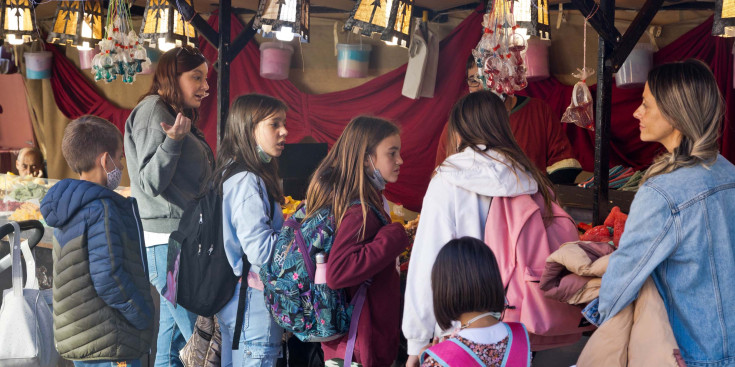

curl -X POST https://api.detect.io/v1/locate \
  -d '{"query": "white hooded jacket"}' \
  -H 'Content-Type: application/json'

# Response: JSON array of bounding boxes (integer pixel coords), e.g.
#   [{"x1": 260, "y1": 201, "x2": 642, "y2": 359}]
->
[{"x1": 402, "y1": 145, "x2": 538, "y2": 355}]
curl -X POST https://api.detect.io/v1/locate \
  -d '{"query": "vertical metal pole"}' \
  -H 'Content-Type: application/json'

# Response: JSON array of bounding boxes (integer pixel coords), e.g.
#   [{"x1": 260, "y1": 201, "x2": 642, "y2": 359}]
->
[
  {"x1": 217, "y1": 0, "x2": 232, "y2": 148},
  {"x1": 593, "y1": 0, "x2": 615, "y2": 225}
]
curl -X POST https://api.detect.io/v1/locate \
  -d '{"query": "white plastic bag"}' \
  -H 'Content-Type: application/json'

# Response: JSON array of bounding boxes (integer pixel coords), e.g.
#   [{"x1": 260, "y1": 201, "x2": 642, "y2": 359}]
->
[{"x1": 0, "y1": 221, "x2": 58, "y2": 367}]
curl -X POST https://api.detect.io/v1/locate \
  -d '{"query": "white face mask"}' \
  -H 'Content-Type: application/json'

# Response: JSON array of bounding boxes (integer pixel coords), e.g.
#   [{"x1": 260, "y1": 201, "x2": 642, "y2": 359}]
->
[
  {"x1": 104, "y1": 156, "x2": 122, "y2": 190},
  {"x1": 367, "y1": 156, "x2": 386, "y2": 191}
]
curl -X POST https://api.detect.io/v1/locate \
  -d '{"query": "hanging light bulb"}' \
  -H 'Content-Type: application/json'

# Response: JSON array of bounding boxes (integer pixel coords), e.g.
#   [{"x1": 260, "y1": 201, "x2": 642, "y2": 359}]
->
[
  {"x1": 254, "y1": 0, "x2": 310, "y2": 43},
  {"x1": 140, "y1": 0, "x2": 197, "y2": 50},
  {"x1": 1, "y1": 0, "x2": 36, "y2": 45},
  {"x1": 344, "y1": 0, "x2": 413, "y2": 47},
  {"x1": 47, "y1": 0, "x2": 104, "y2": 50},
  {"x1": 713, "y1": 0, "x2": 735, "y2": 37}
]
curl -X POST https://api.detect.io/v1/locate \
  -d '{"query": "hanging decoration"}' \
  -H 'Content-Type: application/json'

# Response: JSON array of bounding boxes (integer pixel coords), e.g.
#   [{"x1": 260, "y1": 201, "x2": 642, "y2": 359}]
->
[
  {"x1": 91, "y1": 0, "x2": 150, "y2": 83},
  {"x1": 344, "y1": 0, "x2": 414, "y2": 47},
  {"x1": 561, "y1": 9, "x2": 596, "y2": 130},
  {"x1": 140, "y1": 0, "x2": 197, "y2": 51},
  {"x1": 1, "y1": 0, "x2": 36, "y2": 45},
  {"x1": 47, "y1": 0, "x2": 105, "y2": 50},
  {"x1": 472, "y1": 0, "x2": 529, "y2": 96},
  {"x1": 253, "y1": 0, "x2": 310, "y2": 43},
  {"x1": 713, "y1": 0, "x2": 735, "y2": 37}
]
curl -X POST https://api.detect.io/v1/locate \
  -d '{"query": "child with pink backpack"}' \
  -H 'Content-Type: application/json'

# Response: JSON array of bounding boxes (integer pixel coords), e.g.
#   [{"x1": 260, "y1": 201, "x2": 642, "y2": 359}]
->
[
  {"x1": 404, "y1": 91, "x2": 585, "y2": 366},
  {"x1": 420, "y1": 237, "x2": 530, "y2": 367}
]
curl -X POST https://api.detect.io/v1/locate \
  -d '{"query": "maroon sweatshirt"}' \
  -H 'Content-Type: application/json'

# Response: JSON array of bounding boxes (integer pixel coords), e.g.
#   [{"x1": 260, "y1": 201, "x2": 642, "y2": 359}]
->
[{"x1": 321, "y1": 204, "x2": 410, "y2": 367}]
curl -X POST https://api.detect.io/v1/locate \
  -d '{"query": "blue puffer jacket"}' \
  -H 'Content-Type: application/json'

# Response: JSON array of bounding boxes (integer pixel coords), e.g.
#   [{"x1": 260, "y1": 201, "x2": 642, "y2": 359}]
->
[{"x1": 41, "y1": 179, "x2": 154, "y2": 360}]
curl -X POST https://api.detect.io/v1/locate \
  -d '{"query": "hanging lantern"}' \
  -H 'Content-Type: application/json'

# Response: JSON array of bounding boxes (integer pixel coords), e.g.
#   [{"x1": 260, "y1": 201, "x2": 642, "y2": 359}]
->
[
  {"x1": 344, "y1": 0, "x2": 414, "y2": 47},
  {"x1": 47, "y1": 0, "x2": 105, "y2": 50},
  {"x1": 505, "y1": 0, "x2": 550, "y2": 40},
  {"x1": 380, "y1": 0, "x2": 413, "y2": 47},
  {"x1": 140, "y1": 0, "x2": 197, "y2": 51},
  {"x1": 1, "y1": 0, "x2": 36, "y2": 45},
  {"x1": 713, "y1": 0, "x2": 735, "y2": 37},
  {"x1": 253, "y1": 0, "x2": 310, "y2": 43}
]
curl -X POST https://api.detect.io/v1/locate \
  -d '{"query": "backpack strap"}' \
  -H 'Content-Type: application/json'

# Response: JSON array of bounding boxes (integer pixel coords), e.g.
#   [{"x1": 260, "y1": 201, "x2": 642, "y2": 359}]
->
[
  {"x1": 341, "y1": 201, "x2": 386, "y2": 364},
  {"x1": 500, "y1": 322, "x2": 531, "y2": 367},
  {"x1": 232, "y1": 253, "x2": 251, "y2": 350},
  {"x1": 420, "y1": 339, "x2": 485, "y2": 367},
  {"x1": 343, "y1": 279, "x2": 372, "y2": 365}
]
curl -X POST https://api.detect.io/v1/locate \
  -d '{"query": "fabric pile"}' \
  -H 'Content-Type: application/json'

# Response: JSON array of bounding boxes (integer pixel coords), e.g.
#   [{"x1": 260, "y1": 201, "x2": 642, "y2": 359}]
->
[
  {"x1": 541, "y1": 208, "x2": 685, "y2": 367},
  {"x1": 578, "y1": 166, "x2": 643, "y2": 191}
]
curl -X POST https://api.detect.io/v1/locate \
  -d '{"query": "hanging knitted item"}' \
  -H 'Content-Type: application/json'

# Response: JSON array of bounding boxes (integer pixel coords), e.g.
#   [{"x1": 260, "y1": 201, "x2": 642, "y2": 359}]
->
[
  {"x1": 91, "y1": 0, "x2": 150, "y2": 83},
  {"x1": 471, "y1": 0, "x2": 528, "y2": 96}
]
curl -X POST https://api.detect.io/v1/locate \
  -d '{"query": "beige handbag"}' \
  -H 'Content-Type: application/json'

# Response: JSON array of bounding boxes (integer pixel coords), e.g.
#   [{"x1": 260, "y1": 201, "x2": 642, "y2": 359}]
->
[{"x1": 180, "y1": 315, "x2": 222, "y2": 367}]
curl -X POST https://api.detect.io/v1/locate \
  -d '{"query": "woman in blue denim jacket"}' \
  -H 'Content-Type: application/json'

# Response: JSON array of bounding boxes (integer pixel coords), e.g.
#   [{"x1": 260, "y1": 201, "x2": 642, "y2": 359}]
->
[
  {"x1": 213, "y1": 94, "x2": 288, "y2": 367},
  {"x1": 594, "y1": 60, "x2": 735, "y2": 366}
]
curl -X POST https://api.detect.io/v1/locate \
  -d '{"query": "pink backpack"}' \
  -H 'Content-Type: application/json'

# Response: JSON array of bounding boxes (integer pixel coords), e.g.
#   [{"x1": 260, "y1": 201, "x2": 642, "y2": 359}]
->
[
  {"x1": 484, "y1": 192, "x2": 594, "y2": 351},
  {"x1": 420, "y1": 322, "x2": 530, "y2": 367}
]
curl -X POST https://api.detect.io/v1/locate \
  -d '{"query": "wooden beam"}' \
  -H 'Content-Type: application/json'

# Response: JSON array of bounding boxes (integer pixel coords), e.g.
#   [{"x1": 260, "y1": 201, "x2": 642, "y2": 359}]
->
[
  {"x1": 611, "y1": 0, "x2": 664, "y2": 71},
  {"x1": 217, "y1": 0, "x2": 232, "y2": 147},
  {"x1": 592, "y1": 0, "x2": 615, "y2": 225},
  {"x1": 570, "y1": 0, "x2": 621, "y2": 46},
  {"x1": 226, "y1": 16, "x2": 257, "y2": 64},
  {"x1": 167, "y1": 0, "x2": 219, "y2": 48}
]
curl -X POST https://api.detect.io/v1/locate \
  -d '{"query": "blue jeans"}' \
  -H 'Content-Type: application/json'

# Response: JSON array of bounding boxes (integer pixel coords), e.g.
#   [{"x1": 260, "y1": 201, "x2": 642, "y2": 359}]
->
[
  {"x1": 217, "y1": 282, "x2": 283, "y2": 367},
  {"x1": 147, "y1": 244, "x2": 197, "y2": 367},
  {"x1": 73, "y1": 360, "x2": 140, "y2": 367}
]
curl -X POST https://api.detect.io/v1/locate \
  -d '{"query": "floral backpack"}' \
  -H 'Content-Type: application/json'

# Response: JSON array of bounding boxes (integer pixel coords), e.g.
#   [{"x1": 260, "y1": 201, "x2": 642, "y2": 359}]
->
[{"x1": 260, "y1": 202, "x2": 387, "y2": 347}]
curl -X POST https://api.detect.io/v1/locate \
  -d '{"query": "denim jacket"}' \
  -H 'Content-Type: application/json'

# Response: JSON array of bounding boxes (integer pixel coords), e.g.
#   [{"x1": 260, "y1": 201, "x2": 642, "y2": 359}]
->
[{"x1": 593, "y1": 155, "x2": 735, "y2": 366}]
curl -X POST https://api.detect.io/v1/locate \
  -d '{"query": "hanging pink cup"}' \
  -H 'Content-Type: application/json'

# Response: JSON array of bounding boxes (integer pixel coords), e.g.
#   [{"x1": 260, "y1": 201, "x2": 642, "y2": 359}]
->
[{"x1": 524, "y1": 38, "x2": 550, "y2": 82}]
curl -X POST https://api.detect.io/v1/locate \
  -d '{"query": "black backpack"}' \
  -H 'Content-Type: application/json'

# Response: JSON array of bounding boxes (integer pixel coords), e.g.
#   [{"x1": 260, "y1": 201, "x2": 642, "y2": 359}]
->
[
  {"x1": 169, "y1": 170, "x2": 264, "y2": 349},
  {"x1": 169, "y1": 182, "x2": 245, "y2": 318}
]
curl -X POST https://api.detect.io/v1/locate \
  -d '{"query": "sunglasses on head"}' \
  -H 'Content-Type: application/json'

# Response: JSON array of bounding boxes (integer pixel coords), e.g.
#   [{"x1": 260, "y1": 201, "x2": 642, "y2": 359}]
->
[{"x1": 175, "y1": 45, "x2": 204, "y2": 74}]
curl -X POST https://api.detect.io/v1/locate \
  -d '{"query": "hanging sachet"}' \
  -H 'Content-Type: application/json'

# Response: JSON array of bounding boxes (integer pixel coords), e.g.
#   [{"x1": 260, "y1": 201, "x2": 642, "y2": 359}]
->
[
  {"x1": 562, "y1": 68, "x2": 595, "y2": 130},
  {"x1": 561, "y1": 10, "x2": 597, "y2": 130}
]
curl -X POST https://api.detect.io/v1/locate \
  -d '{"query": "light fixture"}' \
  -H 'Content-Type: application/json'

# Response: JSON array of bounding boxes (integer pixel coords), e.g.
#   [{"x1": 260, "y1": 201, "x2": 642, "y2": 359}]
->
[
  {"x1": 140, "y1": 0, "x2": 197, "y2": 51},
  {"x1": 512, "y1": 0, "x2": 551, "y2": 40},
  {"x1": 713, "y1": 0, "x2": 735, "y2": 37},
  {"x1": 344, "y1": 0, "x2": 414, "y2": 47},
  {"x1": 254, "y1": 0, "x2": 310, "y2": 43},
  {"x1": 47, "y1": 0, "x2": 104, "y2": 50},
  {"x1": 380, "y1": 0, "x2": 413, "y2": 47},
  {"x1": 1, "y1": 0, "x2": 36, "y2": 45}
]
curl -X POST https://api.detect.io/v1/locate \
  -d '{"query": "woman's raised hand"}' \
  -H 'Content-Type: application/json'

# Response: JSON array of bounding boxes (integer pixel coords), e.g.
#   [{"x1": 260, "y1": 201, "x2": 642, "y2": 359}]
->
[{"x1": 160, "y1": 113, "x2": 191, "y2": 140}]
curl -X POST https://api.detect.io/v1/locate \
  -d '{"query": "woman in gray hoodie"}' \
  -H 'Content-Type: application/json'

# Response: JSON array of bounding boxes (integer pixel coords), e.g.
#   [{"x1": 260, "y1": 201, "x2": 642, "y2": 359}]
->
[{"x1": 124, "y1": 45, "x2": 214, "y2": 367}]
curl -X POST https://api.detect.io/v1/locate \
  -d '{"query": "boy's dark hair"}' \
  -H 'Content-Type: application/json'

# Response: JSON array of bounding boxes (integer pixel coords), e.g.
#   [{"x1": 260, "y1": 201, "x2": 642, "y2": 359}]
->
[
  {"x1": 62, "y1": 115, "x2": 122, "y2": 174},
  {"x1": 466, "y1": 54, "x2": 476, "y2": 72},
  {"x1": 431, "y1": 236, "x2": 505, "y2": 330}
]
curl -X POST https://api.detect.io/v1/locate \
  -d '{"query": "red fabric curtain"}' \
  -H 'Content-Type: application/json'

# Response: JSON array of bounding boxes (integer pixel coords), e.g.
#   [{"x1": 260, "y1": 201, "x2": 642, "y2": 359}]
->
[
  {"x1": 521, "y1": 17, "x2": 734, "y2": 172},
  {"x1": 45, "y1": 11, "x2": 733, "y2": 212}
]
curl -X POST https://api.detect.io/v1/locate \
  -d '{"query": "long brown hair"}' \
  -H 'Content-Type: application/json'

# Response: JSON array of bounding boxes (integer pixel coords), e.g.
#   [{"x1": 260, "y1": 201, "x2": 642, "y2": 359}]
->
[
  {"x1": 142, "y1": 45, "x2": 207, "y2": 122},
  {"x1": 305, "y1": 116, "x2": 400, "y2": 238},
  {"x1": 447, "y1": 90, "x2": 557, "y2": 214},
  {"x1": 641, "y1": 59, "x2": 724, "y2": 183},
  {"x1": 212, "y1": 94, "x2": 287, "y2": 203}
]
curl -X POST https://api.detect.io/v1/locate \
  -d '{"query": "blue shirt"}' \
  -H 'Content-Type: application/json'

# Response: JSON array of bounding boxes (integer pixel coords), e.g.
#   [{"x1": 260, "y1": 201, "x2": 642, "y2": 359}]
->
[{"x1": 222, "y1": 171, "x2": 283, "y2": 276}]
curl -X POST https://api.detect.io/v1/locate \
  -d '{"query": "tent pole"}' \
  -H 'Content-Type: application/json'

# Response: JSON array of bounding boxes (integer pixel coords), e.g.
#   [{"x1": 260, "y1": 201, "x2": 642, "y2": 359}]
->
[
  {"x1": 217, "y1": 0, "x2": 232, "y2": 147},
  {"x1": 593, "y1": 0, "x2": 615, "y2": 225}
]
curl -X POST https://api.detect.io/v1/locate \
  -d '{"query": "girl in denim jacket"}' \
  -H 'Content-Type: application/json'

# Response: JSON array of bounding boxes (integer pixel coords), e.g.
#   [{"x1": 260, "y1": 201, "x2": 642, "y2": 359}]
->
[
  {"x1": 595, "y1": 60, "x2": 735, "y2": 366},
  {"x1": 212, "y1": 94, "x2": 288, "y2": 367}
]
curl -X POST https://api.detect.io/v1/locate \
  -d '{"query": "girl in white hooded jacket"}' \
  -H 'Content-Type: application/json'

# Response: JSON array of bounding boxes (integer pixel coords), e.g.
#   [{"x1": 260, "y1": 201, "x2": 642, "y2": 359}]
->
[{"x1": 403, "y1": 91, "x2": 558, "y2": 366}]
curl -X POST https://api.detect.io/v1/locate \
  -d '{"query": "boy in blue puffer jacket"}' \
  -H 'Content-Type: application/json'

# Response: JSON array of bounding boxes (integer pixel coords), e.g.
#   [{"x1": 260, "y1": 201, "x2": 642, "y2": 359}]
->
[{"x1": 40, "y1": 115, "x2": 154, "y2": 367}]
